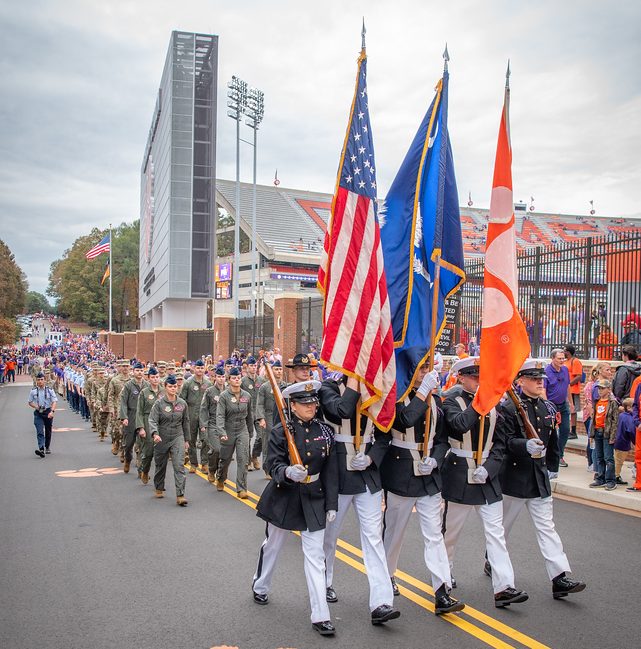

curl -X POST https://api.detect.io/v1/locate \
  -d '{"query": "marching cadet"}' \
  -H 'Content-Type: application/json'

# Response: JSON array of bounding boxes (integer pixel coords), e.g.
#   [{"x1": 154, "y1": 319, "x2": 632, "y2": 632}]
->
[
  {"x1": 255, "y1": 360, "x2": 287, "y2": 477},
  {"x1": 493, "y1": 359, "x2": 586, "y2": 599},
  {"x1": 199, "y1": 367, "x2": 227, "y2": 488},
  {"x1": 319, "y1": 375, "x2": 400, "y2": 626},
  {"x1": 107, "y1": 360, "x2": 130, "y2": 459},
  {"x1": 156, "y1": 361, "x2": 167, "y2": 381},
  {"x1": 380, "y1": 363, "x2": 465, "y2": 615},
  {"x1": 84, "y1": 364, "x2": 97, "y2": 432},
  {"x1": 180, "y1": 360, "x2": 211, "y2": 474},
  {"x1": 148, "y1": 374, "x2": 190, "y2": 506},
  {"x1": 136, "y1": 367, "x2": 163, "y2": 485},
  {"x1": 96, "y1": 367, "x2": 111, "y2": 442},
  {"x1": 241, "y1": 356, "x2": 265, "y2": 471},
  {"x1": 119, "y1": 362, "x2": 148, "y2": 474},
  {"x1": 252, "y1": 380, "x2": 339, "y2": 636},
  {"x1": 441, "y1": 357, "x2": 528, "y2": 608},
  {"x1": 215, "y1": 367, "x2": 253, "y2": 498}
]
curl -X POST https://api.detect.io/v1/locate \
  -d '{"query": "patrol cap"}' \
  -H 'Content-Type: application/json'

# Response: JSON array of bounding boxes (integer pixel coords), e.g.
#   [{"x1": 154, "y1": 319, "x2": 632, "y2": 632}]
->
[
  {"x1": 228, "y1": 367, "x2": 241, "y2": 377},
  {"x1": 119, "y1": 359, "x2": 130, "y2": 368},
  {"x1": 517, "y1": 359, "x2": 546, "y2": 379},
  {"x1": 271, "y1": 360, "x2": 282, "y2": 368},
  {"x1": 133, "y1": 361, "x2": 144, "y2": 370},
  {"x1": 194, "y1": 359, "x2": 205, "y2": 367},
  {"x1": 282, "y1": 380, "x2": 322, "y2": 403},
  {"x1": 285, "y1": 353, "x2": 311, "y2": 368},
  {"x1": 164, "y1": 374, "x2": 177, "y2": 385},
  {"x1": 148, "y1": 367, "x2": 158, "y2": 376},
  {"x1": 596, "y1": 379, "x2": 612, "y2": 388},
  {"x1": 246, "y1": 356, "x2": 257, "y2": 365},
  {"x1": 174, "y1": 369, "x2": 184, "y2": 379},
  {"x1": 214, "y1": 367, "x2": 225, "y2": 376},
  {"x1": 450, "y1": 356, "x2": 480, "y2": 376}
]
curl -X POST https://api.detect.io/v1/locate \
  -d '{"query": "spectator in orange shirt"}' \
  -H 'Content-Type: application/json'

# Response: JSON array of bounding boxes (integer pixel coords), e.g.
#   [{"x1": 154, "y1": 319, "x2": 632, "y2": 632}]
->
[
  {"x1": 595, "y1": 324, "x2": 617, "y2": 361},
  {"x1": 564, "y1": 345, "x2": 583, "y2": 440},
  {"x1": 454, "y1": 343, "x2": 469, "y2": 359}
]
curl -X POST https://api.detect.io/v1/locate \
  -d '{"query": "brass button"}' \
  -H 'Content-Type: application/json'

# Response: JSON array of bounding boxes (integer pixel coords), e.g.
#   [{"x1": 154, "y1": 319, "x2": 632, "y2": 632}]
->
[
  {"x1": 305, "y1": 428, "x2": 309, "y2": 433},
  {"x1": 305, "y1": 464, "x2": 309, "y2": 469},
  {"x1": 306, "y1": 451, "x2": 311, "y2": 456},
  {"x1": 305, "y1": 439, "x2": 309, "y2": 443}
]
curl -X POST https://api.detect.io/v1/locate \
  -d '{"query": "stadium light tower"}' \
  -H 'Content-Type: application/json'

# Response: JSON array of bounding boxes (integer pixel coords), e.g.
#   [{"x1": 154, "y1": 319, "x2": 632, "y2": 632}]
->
[
  {"x1": 245, "y1": 87, "x2": 265, "y2": 317},
  {"x1": 227, "y1": 76, "x2": 248, "y2": 318}
]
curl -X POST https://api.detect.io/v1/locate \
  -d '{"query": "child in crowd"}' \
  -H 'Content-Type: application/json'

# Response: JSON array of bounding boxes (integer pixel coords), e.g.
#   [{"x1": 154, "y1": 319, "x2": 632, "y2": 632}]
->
[
  {"x1": 589, "y1": 379, "x2": 620, "y2": 491},
  {"x1": 613, "y1": 398, "x2": 636, "y2": 486}
]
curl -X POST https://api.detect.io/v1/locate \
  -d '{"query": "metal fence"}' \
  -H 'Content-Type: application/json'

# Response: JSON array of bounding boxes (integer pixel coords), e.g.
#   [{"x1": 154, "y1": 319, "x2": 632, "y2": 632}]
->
[
  {"x1": 187, "y1": 330, "x2": 214, "y2": 361},
  {"x1": 297, "y1": 296, "x2": 324, "y2": 354},
  {"x1": 457, "y1": 231, "x2": 641, "y2": 360},
  {"x1": 231, "y1": 315, "x2": 274, "y2": 357}
]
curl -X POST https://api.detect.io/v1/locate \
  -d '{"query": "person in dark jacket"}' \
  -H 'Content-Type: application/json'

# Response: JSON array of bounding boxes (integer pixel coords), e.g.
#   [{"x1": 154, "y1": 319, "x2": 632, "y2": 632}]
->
[
  {"x1": 380, "y1": 363, "x2": 465, "y2": 616},
  {"x1": 612, "y1": 345, "x2": 641, "y2": 401},
  {"x1": 319, "y1": 374, "x2": 400, "y2": 626},
  {"x1": 252, "y1": 381, "x2": 339, "y2": 636},
  {"x1": 497, "y1": 359, "x2": 586, "y2": 600},
  {"x1": 441, "y1": 357, "x2": 528, "y2": 608}
]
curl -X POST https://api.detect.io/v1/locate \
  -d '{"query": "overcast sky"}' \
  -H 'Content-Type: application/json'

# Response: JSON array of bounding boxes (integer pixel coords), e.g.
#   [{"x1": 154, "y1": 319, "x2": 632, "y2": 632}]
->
[{"x1": 1, "y1": 0, "x2": 640, "y2": 295}]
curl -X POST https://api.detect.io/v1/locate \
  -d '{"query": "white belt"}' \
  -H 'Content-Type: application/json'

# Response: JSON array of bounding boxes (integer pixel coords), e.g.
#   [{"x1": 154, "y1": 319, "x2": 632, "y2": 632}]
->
[
  {"x1": 391, "y1": 438, "x2": 422, "y2": 450},
  {"x1": 303, "y1": 472, "x2": 320, "y2": 484},
  {"x1": 450, "y1": 448, "x2": 489, "y2": 459},
  {"x1": 334, "y1": 434, "x2": 371, "y2": 444}
]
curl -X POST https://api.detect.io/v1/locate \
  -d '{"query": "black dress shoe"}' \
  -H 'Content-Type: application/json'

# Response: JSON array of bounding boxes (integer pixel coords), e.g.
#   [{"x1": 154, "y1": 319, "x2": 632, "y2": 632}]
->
[
  {"x1": 312, "y1": 621, "x2": 335, "y2": 635},
  {"x1": 391, "y1": 576, "x2": 400, "y2": 596},
  {"x1": 615, "y1": 476, "x2": 628, "y2": 485},
  {"x1": 371, "y1": 604, "x2": 401, "y2": 625},
  {"x1": 434, "y1": 592, "x2": 465, "y2": 615},
  {"x1": 35, "y1": 448, "x2": 45, "y2": 458},
  {"x1": 326, "y1": 585, "x2": 338, "y2": 603},
  {"x1": 252, "y1": 591, "x2": 268, "y2": 605},
  {"x1": 483, "y1": 560, "x2": 492, "y2": 577},
  {"x1": 494, "y1": 588, "x2": 529, "y2": 607},
  {"x1": 552, "y1": 575, "x2": 586, "y2": 599}
]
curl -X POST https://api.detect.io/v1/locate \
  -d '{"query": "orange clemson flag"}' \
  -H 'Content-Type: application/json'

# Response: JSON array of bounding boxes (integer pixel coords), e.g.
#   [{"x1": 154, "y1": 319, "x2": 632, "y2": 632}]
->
[{"x1": 472, "y1": 66, "x2": 530, "y2": 416}]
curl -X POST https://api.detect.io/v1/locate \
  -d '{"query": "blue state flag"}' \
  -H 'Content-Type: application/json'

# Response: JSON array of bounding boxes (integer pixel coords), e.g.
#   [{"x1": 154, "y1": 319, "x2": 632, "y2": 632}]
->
[{"x1": 380, "y1": 69, "x2": 465, "y2": 401}]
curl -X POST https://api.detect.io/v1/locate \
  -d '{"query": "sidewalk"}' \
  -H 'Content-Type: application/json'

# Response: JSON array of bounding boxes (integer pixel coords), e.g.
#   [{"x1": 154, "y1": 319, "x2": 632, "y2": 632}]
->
[{"x1": 553, "y1": 434, "x2": 641, "y2": 512}]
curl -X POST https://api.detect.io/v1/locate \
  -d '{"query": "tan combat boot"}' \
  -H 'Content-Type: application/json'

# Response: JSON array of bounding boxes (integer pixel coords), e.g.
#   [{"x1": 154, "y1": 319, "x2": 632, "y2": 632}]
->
[
  {"x1": 188, "y1": 465, "x2": 197, "y2": 474},
  {"x1": 123, "y1": 461, "x2": 130, "y2": 474},
  {"x1": 176, "y1": 496, "x2": 188, "y2": 507},
  {"x1": 111, "y1": 442, "x2": 118, "y2": 455},
  {"x1": 215, "y1": 479, "x2": 225, "y2": 492},
  {"x1": 141, "y1": 472, "x2": 149, "y2": 485},
  {"x1": 154, "y1": 489, "x2": 164, "y2": 498},
  {"x1": 252, "y1": 457, "x2": 261, "y2": 470},
  {"x1": 201, "y1": 464, "x2": 208, "y2": 475},
  {"x1": 207, "y1": 472, "x2": 216, "y2": 484},
  {"x1": 238, "y1": 490, "x2": 248, "y2": 499}
]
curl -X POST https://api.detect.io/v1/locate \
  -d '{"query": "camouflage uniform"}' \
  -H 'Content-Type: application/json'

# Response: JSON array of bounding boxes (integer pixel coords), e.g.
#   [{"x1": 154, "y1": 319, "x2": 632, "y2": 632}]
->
[
  {"x1": 93, "y1": 371, "x2": 108, "y2": 440},
  {"x1": 106, "y1": 362, "x2": 130, "y2": 457}
]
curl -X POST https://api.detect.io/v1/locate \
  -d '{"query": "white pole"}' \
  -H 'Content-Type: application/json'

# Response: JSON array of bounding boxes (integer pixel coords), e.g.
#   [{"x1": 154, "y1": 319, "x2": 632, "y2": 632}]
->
[
  {"x1": 233, "y1": 115, "x2": 240, "y2": 320},
  {"x1": 109, "y1": 223, "x2": 113, "y2": 332},
  {"x1": 251, "y1": 124, "x2": 258, "y2": 317}
]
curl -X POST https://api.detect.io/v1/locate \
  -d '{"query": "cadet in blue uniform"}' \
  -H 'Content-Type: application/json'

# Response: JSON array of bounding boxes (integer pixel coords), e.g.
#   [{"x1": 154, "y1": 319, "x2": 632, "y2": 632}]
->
[
  {"x1": 495, "y1": 359, "x2": 586, "y2": 599},
  {"x1": 252, "y1": 381, "x2": 339, "y2": 636}
]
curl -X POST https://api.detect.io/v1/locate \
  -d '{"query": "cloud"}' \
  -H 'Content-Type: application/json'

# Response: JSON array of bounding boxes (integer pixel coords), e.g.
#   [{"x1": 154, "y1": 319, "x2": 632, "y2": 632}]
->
[{"x1": 1, "y1": 0, "x2": 640, "y2": 295}]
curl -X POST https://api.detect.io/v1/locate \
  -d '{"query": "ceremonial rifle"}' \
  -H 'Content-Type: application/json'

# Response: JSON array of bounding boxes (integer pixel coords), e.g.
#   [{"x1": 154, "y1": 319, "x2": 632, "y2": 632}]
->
[
  {"x1": 264, "y1": 362, "x2": 303, "y2": 466},
  {"x1": 506, "y1": 387, "x2": 543, "y2": 457}
]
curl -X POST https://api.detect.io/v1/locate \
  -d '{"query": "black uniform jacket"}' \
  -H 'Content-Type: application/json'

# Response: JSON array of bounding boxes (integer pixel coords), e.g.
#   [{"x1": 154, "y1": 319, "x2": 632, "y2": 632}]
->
[
  {"x1": 380, "y1": 392, "x2": 449, "y2": 498},
  {"x1": 257, "y1": 417, "x2": 339, "y2": 533},
  {"x1": 318, "y1": 379, "x2": 389, "y2": 495},
  {"x1": 499, "y1": 395, "x2": 559, "y2": 499},
  {"x1": 441, "y1": 385, "x2": 506, "y2": 506}
]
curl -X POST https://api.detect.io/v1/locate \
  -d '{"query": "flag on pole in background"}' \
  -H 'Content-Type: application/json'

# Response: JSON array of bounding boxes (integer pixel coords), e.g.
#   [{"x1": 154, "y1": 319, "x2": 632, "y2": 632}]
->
[
  {"x1": 380, "y1": 66, "x2": 465, "y2": 401},
  {"x1": 318, "y1": 41, "x2": 397, "y2": 431},
  {"x1": 100, "y1": 260, "x2": 110, "y2": 286},
  {"x1": 85, "y1": 234, "x2": 110, "y2": 260},
  {"x1": 472, "y1": 67, "x2": 530, "y2": 415}
]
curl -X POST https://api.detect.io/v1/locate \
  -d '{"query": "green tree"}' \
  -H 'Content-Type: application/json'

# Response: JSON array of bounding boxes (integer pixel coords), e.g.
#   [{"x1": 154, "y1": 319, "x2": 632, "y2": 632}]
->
[
  {"x1": 0, "y1": 316, "x2": 21, "y2": 346},
  {"x1": 0, "y1": 239, "x2": 27, "y2": 318},
  {"x1": 47, "y1": 221, "x2": 140, "y2": 330},
  {"x1": 25, "y1": 291, "x2": 52, "y2": 314}
]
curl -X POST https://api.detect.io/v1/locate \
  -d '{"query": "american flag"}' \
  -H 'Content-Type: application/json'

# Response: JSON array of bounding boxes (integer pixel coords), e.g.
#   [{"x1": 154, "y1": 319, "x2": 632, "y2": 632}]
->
[
  {"x1": 318, "y1": 47, "x2": 397, "y2": 431},
  {"x1": 85, "y1": 234, "x2": 110, "y2": 260}
]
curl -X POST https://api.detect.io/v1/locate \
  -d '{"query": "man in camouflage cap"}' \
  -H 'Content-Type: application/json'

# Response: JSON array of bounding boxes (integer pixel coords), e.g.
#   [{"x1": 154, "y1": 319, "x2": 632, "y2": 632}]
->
[{"x1": 107, "y1": 359, "x2": 130, "y2": 459}]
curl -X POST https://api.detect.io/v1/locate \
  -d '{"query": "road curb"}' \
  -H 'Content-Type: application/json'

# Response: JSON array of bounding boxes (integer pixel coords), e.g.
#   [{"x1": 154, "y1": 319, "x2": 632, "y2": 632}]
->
[{"x1": 552, "y1": 479, "x2": 641, "y2": 512}]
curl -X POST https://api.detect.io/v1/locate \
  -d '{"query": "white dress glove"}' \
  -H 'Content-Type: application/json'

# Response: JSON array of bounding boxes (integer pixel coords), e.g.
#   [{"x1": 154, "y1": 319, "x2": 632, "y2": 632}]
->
[
  {"x1": 417, "y1": 370, "x2": 441, "y2": 397},
  {"x1": 526, "y1": 439, "x2": 544, "y2": 456},
  {"x1": 547, "y1": 470, "x2": 559, "y2": 480},
  {"x1": 471, "y1": 466, "x2": 489, "y2": 483},
  {"x1": 326, "y1": 510, "x2": 337, "y2": 523},
  {"x1": 417, "y1": 456, "x2": 438, "y2": 475},
  {"x1": 350, "y1": 451, "x2": 372, "y2": 471},
  {"x1": 285, "y1": 464, "x2": 308, "y2": 483}
]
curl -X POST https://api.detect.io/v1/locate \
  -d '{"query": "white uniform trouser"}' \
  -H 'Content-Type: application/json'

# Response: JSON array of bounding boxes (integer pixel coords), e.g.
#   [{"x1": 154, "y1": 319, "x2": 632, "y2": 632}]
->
[
  {"x1": 323, "y1": 488, "x2": 393, "y2": 611},
  {"x1": 502, "y1": 495, "x2": 571, "y2": 581},
  {"x1": 253, "y1": 523, "x2": 330, "y2": 624},
  {"x1": 383, "y1": 491, "x2": 451, "y2": 592},
  {"x1": 443, "y1": 500, "x2": 514, "y2": 594}
]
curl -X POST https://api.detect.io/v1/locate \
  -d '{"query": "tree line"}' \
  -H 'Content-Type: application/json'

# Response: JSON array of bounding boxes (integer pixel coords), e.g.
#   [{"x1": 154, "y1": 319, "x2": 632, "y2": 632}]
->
[
  {"x1": 47, "y1": 221, "x2": 139, "y2": 331},
  {"x1": 0, "y1": 239, "x2": 28, "y2": 345}
]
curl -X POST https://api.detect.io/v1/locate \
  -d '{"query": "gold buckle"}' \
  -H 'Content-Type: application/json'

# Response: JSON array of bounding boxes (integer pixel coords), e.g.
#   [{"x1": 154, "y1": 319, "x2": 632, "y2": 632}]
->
[{"x1": 303, "y1": 475, "x2": 312, "y2": 484}]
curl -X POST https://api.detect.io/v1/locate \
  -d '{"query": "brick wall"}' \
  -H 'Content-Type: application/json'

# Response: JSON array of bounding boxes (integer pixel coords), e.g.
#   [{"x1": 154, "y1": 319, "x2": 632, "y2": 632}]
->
[
  {"x1": 136, "y1": 331, "x2": 155, "y2": 363},
  {"x1": 123, "y1": 332, "x2": 137, "y2": 359},
  {"x1": 213, "y1": 315, "x2": 233, "y2": 361},
  {"x1": 107, "y1": 333, "x2": 124, "y2": 357},
  {"x1": 98, "y1": 332, "x2": 108, "y2": 345},
  {"x1": 154, "y1": 329, "x2": 188, "y2": 363},
  {"x1": 273, "y1": 295, "x2": 303, "y2": 379}
]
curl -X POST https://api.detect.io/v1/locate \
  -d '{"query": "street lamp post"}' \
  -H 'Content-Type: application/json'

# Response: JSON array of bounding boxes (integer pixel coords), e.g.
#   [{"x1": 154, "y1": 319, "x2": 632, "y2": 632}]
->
[
  {"x1": 245, "y1": 87, "x2": 265, "y2": 317},
  {"x1": 227, "y1": 76, "x2": 248, "y2": 319}
]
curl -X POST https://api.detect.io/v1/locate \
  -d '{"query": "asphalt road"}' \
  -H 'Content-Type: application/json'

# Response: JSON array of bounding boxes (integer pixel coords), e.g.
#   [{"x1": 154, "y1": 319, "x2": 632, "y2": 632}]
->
[{"x1": 1, "y1": 381, "x2": 639, "y2": 649}]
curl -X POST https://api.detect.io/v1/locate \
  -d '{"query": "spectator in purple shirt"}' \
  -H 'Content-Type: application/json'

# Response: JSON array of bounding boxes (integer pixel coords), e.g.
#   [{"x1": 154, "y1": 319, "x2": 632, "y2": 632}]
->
[{"x1": 544, "y1": 349, "x2": 571, "y2": 467}]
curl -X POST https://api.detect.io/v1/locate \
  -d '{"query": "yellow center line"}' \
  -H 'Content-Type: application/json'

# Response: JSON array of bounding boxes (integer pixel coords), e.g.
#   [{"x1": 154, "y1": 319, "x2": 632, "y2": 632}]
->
[{"x1": 189, "y1": 467, "x2": 549, "y2": 649}]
